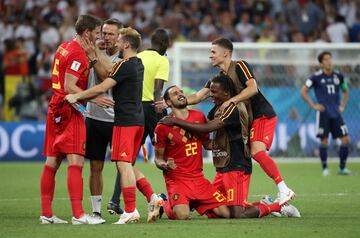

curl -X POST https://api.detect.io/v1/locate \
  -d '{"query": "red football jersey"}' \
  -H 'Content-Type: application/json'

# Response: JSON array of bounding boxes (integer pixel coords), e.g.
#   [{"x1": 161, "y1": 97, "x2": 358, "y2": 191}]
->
[
  {"x1": 154, "y1": 110, "x2": 209, "y2": 180},
  {"x1": 50, "y1": 40, "x2": 89, "y2": 104}
]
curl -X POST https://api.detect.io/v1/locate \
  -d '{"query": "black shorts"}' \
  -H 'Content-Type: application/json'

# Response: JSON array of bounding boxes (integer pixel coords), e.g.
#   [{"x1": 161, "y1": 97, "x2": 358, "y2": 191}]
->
[
  {"x1": 142, "y1": 101, "x2": 166, "y2": 144},
  {"x1": 316, "y1": 112, "x2": 348, "y2": 139},
  {"x1": 85, "y1": 117, "x2": 113, "y2": 161}
]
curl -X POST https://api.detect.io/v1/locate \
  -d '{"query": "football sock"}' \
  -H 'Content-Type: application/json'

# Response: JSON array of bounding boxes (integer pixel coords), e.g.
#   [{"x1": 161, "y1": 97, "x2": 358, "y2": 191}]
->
[
  {"x1": 67, "y1": 165, "x2": 84, "y2": 219},
  {"x1": 277, "y1": 181, "x2": 290, "y2": 194},
  {"x1": 319, "y1": 145, "x2": 328, "y2": 170},
  {"x1": 254, "y1": 202, "x2": 281, "y2": 217},
  {"x1": 90, "y1": 195, "x2": 102, "y2": 214},
  {"x1": 40, "y1": 165, "x2": 57, "y2": 217},
  {"x1": 339, "y1": 145, "x2": 349, "y2": 170},
  {"x1": 253, "y1": 151, "x2": 283, "y2": 184},
  {"x1": 122, "y1": 186, "x2": 136, "y2": 213},
  {"x1": 162, "y1": 200, "x2": 175, "y2": 220},
  {"x1": 111, "y1": 171, "x2": 121, "y2": 205},
  {"x1": 136, "y1": 177, "x2": 154, "y2": 203}
]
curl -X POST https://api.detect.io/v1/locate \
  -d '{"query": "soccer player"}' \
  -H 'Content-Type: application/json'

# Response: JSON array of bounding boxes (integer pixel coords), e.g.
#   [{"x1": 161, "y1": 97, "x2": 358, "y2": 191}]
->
[
  {"x1": 108, "y1": 28, "x2": 170, "y2": 213},
  {"x1": 154, "y1": 86, "x2": 229, "y2": 219},
  {"x1": 65, "y1": 27, "x2": 163, "y2": 224},
  {"x1": 40, "y1": 15, "x2": 111, "y2": 225},
  {"x1": 80, "y1": 18, "x2": 124, "y2": 221},
  {"x1": 158, "y1": 82, "x2": 300, "y2": 219},
  {"x1": 185, "y1": 37, "x2": 295, "y2": 205},
  {"x1": 300, "y1": 51, "x2": 351, "y2": 176}
]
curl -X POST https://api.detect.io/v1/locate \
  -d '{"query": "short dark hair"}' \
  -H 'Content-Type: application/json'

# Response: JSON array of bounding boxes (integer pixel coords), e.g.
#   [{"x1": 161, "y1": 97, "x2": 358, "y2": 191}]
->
[
  {"x1": 318, "y1": 51, "x2": 332, "y2": 63},
  {"x1": 151, "y1": 28, "x2": 170, "y2": 49},
  {"x1": 104, "y1": 18, "x2": 123, "y2": 29},
  {"x1": 75, "y1": 14, "x2": 102, "y2": 35},
  {"x1": 119, "y1": 27, "x2": 141, "y2": 50},
  {"x1": 163, "y1": 85, "x2": 177, "y2": 101},
  {"x1": 212, "y1": 37, "x2": 233, "y2": 52},
  {"x1": 211, "y1": 74, "x2": 237, "y2": 97}
]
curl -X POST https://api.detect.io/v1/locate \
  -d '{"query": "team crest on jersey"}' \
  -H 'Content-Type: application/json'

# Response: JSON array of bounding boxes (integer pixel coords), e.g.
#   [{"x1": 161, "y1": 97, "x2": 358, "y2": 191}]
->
[
  {"x1": 333, "y1": 75, "x2": 340, "y2": 85},
  {"x1": 173, "y1": 194, "x2": 179, "y2": 201},
  {"x1": 71, "y1": 60, "x2": 81, "y2": 72},
  {"x1": 321, "y1": 78, "x2": 326, "y2": 84}
]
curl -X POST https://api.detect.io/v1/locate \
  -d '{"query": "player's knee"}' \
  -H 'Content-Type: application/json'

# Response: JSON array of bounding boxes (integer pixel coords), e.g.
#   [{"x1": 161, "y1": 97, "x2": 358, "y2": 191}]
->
[
  {"x1": 90, "y1": 161, "x2": 104, "y2": 174},
  {"x1": 173, "y1": 210, "x2": 190, "y2": 220},
  {"x1": 250, "y1": 141, "x2": 266, "y2": 157}
]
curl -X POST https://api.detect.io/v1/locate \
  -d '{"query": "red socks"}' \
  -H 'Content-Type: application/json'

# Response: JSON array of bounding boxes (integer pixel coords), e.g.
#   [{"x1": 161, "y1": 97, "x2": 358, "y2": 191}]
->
[
  {"x1": 122, "y1": 186, "x2": 137, "y2": 213},
  {"x1": 163, "y1": 200, "x2": 175, "y2": 220},
  {"x1": 254, "y1": 202, "x2": 281, "y2": 217},
  {"x1": 136, "y1": 177, "x2": 154, "y2": 203},
  {"x1": 253, "y1": 151, "x2": 283, "y2": 184},
  {"x1": 67, "y1": 165, "x2": 84, "y2": 218},
  {"x1": 40, "y1": 165, "x2": 56, "y2": 217}
]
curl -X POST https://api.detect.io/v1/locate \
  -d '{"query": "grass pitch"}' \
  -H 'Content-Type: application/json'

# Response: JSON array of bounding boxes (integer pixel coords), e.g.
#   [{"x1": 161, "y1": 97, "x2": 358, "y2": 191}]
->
[{"x1": 0, "y1": 160, "x2": 359, "y2": 238}]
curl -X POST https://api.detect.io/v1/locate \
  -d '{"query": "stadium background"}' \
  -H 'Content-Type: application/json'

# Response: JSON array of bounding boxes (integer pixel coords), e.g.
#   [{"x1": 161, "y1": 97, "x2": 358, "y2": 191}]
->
[
  {"x1": 1, "y1": 0, "x2": 360, "y2": 161},
  {"x1": 0, "y1": 1, "x2": 360, "y2": 238}
]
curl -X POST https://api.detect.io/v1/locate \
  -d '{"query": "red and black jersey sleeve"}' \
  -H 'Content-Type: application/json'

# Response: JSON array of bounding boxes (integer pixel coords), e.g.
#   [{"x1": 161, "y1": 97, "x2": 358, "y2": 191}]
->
[
  {"x1": 109, "y1": 59, "x2": 129, "y2": 84},
  {"x1": 235, "y1": 60, "x2": 255, "y2": 87}
]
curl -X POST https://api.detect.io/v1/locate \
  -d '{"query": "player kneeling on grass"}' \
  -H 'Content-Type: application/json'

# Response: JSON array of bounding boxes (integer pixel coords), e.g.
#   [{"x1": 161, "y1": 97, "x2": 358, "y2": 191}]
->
[
  {"x1": 155, "y1": 75, "x2": 300, "y2": 218},
  {"x1": 156, "y1": 83, "x2": 300, "y2": 219}
]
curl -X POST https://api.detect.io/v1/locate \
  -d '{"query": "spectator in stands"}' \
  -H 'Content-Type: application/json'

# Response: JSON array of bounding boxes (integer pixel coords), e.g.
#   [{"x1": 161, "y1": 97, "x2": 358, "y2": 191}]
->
[
  {"x1": 326, "y1": 15, "x2": 349, "y2": 43},
  {"x1": 350, "y1": 12, "x2": 360, "y2": 42}
]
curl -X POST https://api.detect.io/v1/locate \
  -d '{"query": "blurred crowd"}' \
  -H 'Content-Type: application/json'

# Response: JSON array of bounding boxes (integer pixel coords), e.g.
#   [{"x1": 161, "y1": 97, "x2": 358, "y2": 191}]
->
[{"x1": 1, "y1": 0, "x2": 360, "y2": 120}]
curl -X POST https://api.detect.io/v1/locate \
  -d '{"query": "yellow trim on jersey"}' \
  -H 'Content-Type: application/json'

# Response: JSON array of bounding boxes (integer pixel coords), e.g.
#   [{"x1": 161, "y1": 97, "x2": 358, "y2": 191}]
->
[
  {"x1": 237, "y1": 61, "x2": 253, "y2": 81},
  {"x1": 57, "y1": 46, "x2": 68, "y2": 56},
  {"x1": 109, "y1": 59, "x2": 127, "y2": 77},
  {"x1": 219, "y1": 103, "x2": 237, "y2": 121}
]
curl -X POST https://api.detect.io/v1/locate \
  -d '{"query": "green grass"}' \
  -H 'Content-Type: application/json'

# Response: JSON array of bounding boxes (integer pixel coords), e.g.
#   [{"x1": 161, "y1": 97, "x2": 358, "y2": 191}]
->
[{"x1": 0, "y1": 161, "x2": 359, "y2": 238}]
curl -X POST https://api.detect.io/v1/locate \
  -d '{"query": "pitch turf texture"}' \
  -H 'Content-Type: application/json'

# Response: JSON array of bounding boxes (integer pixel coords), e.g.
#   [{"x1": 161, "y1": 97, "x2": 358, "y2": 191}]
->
[{"x1": 0, "y1": 160, "x2": 359, "y2": 238}]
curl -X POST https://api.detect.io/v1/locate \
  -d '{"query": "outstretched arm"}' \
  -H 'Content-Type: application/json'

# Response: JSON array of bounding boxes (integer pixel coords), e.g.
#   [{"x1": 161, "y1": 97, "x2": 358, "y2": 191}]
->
[
  {"x1": 80, "y1": 37, "x2": 113, "y2": 80},
  {"x1": 160, "y1": 116, "x2": 225, "y2": 134},
  {"x1": 186, "y1": 87, "x2": 210, "y2": 105},
  {"x1": 65, "y1": 77, "x2": 116, "y2": 104}
]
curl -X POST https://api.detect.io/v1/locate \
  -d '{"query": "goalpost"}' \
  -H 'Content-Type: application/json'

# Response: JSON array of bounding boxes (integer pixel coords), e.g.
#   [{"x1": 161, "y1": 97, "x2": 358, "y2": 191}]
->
[{"x1": 165, "y1": 43, "x2": 360, "y2": 158}]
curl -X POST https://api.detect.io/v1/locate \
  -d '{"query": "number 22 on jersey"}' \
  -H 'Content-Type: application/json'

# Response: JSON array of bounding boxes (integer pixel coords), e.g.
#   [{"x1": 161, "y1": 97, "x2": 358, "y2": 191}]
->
[{"x1": 185, "y1": 142, "x2": 198, "y2": 156}]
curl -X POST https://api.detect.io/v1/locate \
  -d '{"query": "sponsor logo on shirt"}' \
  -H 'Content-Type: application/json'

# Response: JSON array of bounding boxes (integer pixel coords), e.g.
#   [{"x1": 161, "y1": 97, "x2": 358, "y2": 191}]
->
[{"x1": 71, "y1": 60, "x2": 81, "y2": 72}]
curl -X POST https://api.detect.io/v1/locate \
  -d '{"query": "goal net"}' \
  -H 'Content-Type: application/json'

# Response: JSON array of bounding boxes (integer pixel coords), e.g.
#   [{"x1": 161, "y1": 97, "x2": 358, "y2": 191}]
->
[{"x1": 166, "y1": 43, "x2": 360, "y2": 158}]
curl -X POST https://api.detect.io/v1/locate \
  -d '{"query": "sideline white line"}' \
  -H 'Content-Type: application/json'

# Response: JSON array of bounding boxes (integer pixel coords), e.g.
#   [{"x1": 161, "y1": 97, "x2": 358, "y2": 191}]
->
[{"x1": 1, "y1": 193, "x2": 359, "y2": 202}]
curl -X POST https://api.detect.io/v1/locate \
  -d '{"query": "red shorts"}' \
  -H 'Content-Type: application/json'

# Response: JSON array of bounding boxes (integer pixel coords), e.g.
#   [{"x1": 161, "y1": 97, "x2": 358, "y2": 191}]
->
[
  {"x1": 111, "y1": 126, "x2": 144, "y2": 163},
  {"x1": 212, "y1": 171, "x2": 251, "y2": 207},
  {"x1": 250, "y1": 116, "x2": 277, "y2": 150},
  {"x1": 43, "y1": 103, "x2": 86, "y2": 157},
  {"x1": 165, "y1": 176, "x2": 227, "y2": 215}
]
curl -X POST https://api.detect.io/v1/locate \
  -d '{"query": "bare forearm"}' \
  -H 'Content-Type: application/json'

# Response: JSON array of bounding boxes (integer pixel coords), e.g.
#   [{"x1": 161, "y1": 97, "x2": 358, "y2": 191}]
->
[
  {"x1": 173, "y1": 118, "x2": 223, "y2": 133},
  {"x1": 93, "y1": 50, "x2": 113, "y2": 81},
  {"x1": 76, "y1": 84, "x2": 107, "y2": 101},
  {"x1": 231, "y1": 87, "x2": 257, "y2": 104},
  {"x1": 154, "y1": 79, "x2": 164, "y2": 102},
  {"x1": 65, "y1": 84, "x2": 84, "y2": 94},
  {"x1": 155, "y1": 148, "x2": 167, "y2": 170},
  {"x1": 187, "y1": 88, "x2": 210, "y2": 105},
  {"x1": 341, "y1": 90, "x2": 348, "y2": 108}
]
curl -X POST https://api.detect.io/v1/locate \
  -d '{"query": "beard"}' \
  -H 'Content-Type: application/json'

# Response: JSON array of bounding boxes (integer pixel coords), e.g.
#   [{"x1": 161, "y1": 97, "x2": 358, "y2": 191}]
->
[
  {"x1": 118, "y1": 50, "x2": 123, "y2": 59},
  {"x1": 173, "y1": 99, "x2": 187, "y2": 109}
]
